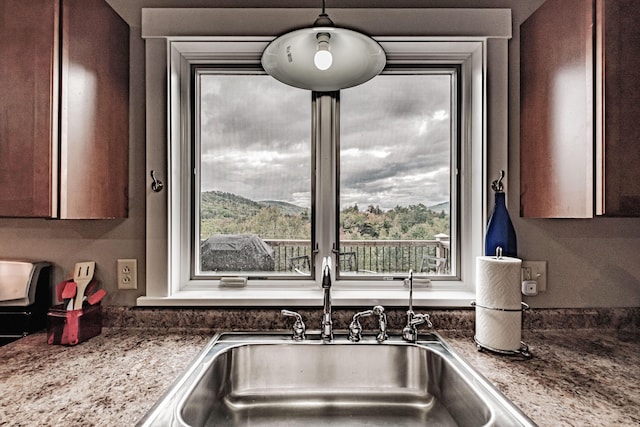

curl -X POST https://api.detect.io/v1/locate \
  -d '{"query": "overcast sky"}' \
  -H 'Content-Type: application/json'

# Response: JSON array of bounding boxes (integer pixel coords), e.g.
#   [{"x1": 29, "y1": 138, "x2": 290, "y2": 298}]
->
[{"x1": 200, "y1": 73, "x2": 451, "y2": 211}]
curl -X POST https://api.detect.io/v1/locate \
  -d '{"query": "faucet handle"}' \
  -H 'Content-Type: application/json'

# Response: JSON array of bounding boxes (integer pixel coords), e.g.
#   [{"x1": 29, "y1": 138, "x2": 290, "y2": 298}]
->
[
  {"x1": 281, "y1": 309, "x2": 306, "y2": 341},
  {"x1": 411, "y1": 313, "x2": 433, "y2": 328},
  {"x1": 348, "y1": 309, "x2": 373, "y2": 342}
]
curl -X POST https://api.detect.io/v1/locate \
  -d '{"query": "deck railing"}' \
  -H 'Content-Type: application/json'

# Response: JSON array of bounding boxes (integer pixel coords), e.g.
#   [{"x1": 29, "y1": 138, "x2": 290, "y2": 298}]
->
[{"x1": 264, "y1": 238, "x2": 450, "y2": 275}]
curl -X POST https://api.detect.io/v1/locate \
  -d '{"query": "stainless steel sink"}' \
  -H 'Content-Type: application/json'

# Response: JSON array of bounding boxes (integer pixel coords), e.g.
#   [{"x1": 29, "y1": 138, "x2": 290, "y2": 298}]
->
[{"x1": 138, "y1": 332, "x2": 536, "y2": 427}]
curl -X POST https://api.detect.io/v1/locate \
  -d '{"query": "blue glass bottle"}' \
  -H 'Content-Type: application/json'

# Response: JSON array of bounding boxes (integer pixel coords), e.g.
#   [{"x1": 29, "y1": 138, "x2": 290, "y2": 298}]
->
[{"x1": 485, "y1": 172, "x2": 517, "y2": 257}]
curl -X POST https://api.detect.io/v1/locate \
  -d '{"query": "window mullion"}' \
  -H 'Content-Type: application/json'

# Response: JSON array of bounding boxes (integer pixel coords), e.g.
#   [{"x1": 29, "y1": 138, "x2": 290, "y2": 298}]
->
[{"x1": 314, "y1": 93, "x2": 338, "y2": 281}]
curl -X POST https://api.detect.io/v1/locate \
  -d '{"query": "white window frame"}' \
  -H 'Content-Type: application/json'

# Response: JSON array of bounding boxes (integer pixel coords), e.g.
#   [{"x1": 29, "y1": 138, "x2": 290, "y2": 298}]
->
[{"x1": 139, "y1": 8, "x2": 511, "y2": 307}]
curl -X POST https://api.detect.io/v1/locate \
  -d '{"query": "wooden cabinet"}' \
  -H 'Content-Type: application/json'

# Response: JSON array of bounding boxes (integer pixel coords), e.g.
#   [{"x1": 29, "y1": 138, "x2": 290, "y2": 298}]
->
[
  {"x1": 0, "y1": 0, "x2": 129, "y2": 218},
  {"x1": 520, "y1": 0, "x2": 640, "y2": 218}
]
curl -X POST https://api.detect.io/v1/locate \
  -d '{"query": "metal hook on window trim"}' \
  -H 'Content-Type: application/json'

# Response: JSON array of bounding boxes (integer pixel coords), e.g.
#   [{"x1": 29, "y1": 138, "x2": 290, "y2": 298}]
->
[{"x1": 150, "y1": 170, "x2": 164, "y2": 192}]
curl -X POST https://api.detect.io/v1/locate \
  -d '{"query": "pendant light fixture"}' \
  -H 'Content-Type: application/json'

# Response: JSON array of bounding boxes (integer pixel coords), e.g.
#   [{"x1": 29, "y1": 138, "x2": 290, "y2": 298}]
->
[{"x1": 261, "y1": 1, "x2": 386, "y2": 91}]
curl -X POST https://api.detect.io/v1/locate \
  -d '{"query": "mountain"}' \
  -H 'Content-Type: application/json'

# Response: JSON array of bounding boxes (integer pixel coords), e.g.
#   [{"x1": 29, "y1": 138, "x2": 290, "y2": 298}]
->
[
  {"x1": 200, "y1": 191, "x2": 308, "y2": 220},
  {"x1": 202, "y1": 189, "x2": 447, "y2": 219},
  {"x1": 200, "y1": 191, "x2": 263, "y2": 220},
  {"x1": 428, "y1": 202, "x2": 450, "y2": 213},
  {"x1": 258, "y1": 200, "x2": 308, "y2": 216}
]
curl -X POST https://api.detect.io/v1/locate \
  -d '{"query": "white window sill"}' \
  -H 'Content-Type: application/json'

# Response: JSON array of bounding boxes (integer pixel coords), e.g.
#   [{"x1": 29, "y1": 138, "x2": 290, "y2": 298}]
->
[{"x1": 137, "y1": 288, "x2": 476, "y2": 308}]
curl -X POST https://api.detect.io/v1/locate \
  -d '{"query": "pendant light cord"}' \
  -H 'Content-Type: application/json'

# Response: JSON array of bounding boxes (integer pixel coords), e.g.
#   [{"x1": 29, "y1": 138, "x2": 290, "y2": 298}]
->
[{"x1": 313, "y1": 0, "x2": 334, "y2": 27}]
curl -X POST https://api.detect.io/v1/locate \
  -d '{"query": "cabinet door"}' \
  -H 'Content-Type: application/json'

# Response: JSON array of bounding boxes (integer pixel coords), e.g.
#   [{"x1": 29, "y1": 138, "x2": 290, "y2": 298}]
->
[
  {"x1": 598, "y1": 0, "x2": 640, "y2": 216},
  {"x1": 60, "y1": 0, "x2": 129, "y2": 219},
  {"x1": 520, "y1": 0, "x2": 594, "y2": 218},
  {"x1": 0, "y1": 0, "x2": 59, "y2": 218}
]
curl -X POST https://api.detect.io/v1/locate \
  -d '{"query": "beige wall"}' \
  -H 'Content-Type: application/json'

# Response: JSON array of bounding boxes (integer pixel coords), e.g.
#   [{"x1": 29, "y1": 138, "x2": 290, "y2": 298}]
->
[{"x1": 1, "y1": 0, "x2": 638, "y2": 308}]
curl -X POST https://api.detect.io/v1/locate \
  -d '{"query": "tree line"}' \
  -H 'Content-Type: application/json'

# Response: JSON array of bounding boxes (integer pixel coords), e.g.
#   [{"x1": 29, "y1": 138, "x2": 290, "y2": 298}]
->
[{"x1": 200, "y1": 191, "x2": 449, "y2": 241}]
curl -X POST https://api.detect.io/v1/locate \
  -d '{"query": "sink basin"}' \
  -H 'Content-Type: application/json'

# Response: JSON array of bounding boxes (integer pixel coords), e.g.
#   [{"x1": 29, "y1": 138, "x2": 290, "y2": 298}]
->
[{"x1": 138, "y1": 332, "x2": 536, "y2": 427}]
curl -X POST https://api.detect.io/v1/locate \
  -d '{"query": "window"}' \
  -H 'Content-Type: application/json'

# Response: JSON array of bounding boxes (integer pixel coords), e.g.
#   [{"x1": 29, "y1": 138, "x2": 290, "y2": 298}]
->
[
  {"x1": 195, "y1": 72, "x2": 313, "y2": 278},
  {"x1": 193, "y1": 67, "x2": 457, "y2": 282},
  {"x1": 338, "y1": 72, "x2": 456, "y2": 279},
  {"x1": 140, "y1": 8, "x2": 511, "y2": 307}
]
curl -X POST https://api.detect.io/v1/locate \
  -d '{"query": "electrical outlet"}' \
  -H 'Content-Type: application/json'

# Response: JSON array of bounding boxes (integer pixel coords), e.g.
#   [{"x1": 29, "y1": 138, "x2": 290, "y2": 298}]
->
[
  {"x1": 521, "y1": 260, "x2": 547, "y2": 292},
  {"x1": 117, "y1": 259, "x2": 137, "y2": 290}
]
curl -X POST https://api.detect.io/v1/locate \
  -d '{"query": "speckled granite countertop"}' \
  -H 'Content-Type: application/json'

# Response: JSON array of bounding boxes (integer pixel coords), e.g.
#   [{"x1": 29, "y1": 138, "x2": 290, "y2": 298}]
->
[{"x1": 0, "y1": 308, "x2": 639, "y2": 426}]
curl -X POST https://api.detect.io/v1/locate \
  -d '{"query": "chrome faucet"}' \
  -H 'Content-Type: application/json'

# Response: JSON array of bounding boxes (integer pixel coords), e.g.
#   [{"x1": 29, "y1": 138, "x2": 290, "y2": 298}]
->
[
  {"x1": 348, "y1": 305, "x2": 388, "y2": 343},
  {"x1": 348, "y1": 308, "x2": 372, "y2": 342},
  {"x1": 402, "y1": 270, "x2": 433, "y2": 342},
  {"x1": 321, "y1": 256, "x2": 333, "y2": 341},
  {"x1": 281, "y1": 309, "x2": 306, "y2": 341}
]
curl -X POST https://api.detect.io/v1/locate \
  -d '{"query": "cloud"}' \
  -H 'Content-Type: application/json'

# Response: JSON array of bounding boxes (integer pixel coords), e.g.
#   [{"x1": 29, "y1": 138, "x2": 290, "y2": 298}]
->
[{"x1": 199, "y1": 72, "x2": 453, "y2": 210}]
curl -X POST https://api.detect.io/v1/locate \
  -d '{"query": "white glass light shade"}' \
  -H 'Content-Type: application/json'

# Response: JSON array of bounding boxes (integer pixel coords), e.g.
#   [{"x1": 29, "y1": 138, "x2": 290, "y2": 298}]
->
[{"x1": 261, "y1": 27, "x2": 386, "y2": 91}]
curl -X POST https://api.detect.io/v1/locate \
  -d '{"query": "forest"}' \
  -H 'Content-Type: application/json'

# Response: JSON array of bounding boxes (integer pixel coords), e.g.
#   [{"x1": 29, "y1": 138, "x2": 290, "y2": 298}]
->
[{"x1": 200, "y1": 190, "x2": 450, "y2": 241}]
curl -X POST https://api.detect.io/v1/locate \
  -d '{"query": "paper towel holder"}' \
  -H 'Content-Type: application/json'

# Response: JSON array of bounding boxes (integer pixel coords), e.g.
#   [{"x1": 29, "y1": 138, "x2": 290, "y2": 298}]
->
[
  {"x1": 471, "y1": 301, "x2": 529, "y2": 312},
  {"x1": 470, "y1": 301, "x2": 532, "y2": 358}
]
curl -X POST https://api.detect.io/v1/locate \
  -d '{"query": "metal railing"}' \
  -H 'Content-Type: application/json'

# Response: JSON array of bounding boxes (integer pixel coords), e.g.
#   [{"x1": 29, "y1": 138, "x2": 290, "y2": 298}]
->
[{"x1": 264, "y1": 238, "x2": 450, "y2": 275}]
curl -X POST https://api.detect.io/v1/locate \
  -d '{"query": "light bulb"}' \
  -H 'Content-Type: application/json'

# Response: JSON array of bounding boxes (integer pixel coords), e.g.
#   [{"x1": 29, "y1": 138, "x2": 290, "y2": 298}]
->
[
  {"x1": 314, "y1": 49, "x2": 333, "y2": 70},
  {"x1": 314, "y1": 32, "x2": 332, "y2": 71}
]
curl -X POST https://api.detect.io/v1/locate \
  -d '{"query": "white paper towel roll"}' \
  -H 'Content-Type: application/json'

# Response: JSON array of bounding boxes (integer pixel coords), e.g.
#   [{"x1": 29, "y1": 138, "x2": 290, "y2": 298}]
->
[
  {"x1": 475, "y1": 256, "x2": 522, "y2": 351},
  {"x1": 476, "y1": 310, "x2": 522, "y2": 351},
  {"x1": 476, "y1": 256, "x2": 522, "y2": 309}
]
